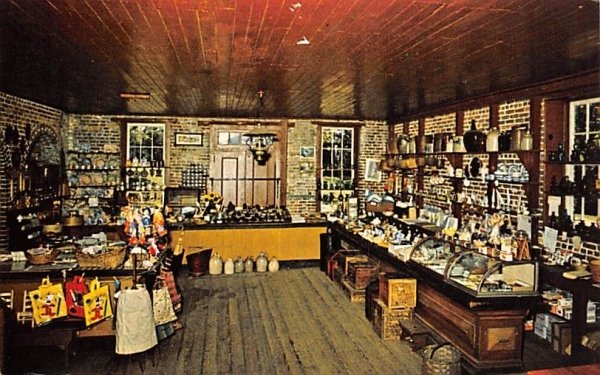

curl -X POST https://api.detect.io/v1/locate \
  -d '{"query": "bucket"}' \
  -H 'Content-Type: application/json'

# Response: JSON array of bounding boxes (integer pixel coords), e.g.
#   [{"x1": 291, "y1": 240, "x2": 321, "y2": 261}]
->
[{"x1": 186, "y1": 248, "x2": 213, "y2": 277}]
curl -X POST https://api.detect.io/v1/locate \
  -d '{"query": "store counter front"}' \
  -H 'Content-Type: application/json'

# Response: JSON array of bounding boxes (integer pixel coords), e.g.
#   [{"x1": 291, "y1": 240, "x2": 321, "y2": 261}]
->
[{"x1": 169, "y1": 221, "x2": 328, "y2": 262}]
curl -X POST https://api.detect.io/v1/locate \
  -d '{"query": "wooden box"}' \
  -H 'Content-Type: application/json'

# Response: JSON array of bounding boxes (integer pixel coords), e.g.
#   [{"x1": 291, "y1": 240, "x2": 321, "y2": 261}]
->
[
  {"x1": 340, "y1": 278, "x2": 366, "y2": 303},
  {"x1": 338, "y1": 250, "x2": 368, "y2": 274},
  {"x1": 365, "y1": 280, "x2": 379, "y2": 321},
  {"x1": 551, "y1": 322, "x2": 572, "y2": 356},
  {"x1": 347, "y1": 261, "x2": 378, "y2": 290},
  {"x1": 372, "y1": 298, "x2": 414, "y2": 340},
  {"x1": 379, "y1": 272, "x2": 417, "y2": 308}
]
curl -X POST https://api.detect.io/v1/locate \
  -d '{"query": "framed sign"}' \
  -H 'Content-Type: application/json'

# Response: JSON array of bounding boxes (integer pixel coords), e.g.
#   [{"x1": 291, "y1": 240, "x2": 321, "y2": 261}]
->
[
  {"x1": 175, "y1": 132, "x2": 204, "y2": 146},
  {"x1": 300, "y1": 146, "x2": 315, "y2": 158},
  {"x1": 365, "y1": 159, "x2": 381, "y2": 182}
]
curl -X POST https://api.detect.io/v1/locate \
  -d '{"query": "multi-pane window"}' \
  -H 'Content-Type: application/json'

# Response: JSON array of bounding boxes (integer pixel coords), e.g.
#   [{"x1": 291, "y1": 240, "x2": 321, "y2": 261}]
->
[
  {"x1": 127, "y1": 123, "x2": 165, "y2": 164},
  {"x1": 321, "y1": 127, "x2": 355, "y2": 190},
  {"x1": 568, "y1": 98, "x2": 599, "y2": 223}
]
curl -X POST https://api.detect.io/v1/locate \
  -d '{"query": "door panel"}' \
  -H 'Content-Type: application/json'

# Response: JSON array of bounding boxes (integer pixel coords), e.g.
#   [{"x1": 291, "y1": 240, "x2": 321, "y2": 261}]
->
[{"x1": 211, "y1": 125, "x2": 282, "y2": 207}]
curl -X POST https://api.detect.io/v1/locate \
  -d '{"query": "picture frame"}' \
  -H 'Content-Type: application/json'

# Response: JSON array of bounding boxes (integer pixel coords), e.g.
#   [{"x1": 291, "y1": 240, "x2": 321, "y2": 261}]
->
[
  {"x1": 175, "y1": 132, "x2": 204, "y2": 146},
  {"x1": 300, "y1": 146, "x2": 315, "y2": 158},
  {"x1": 365, "y1": 159, "x2": 381, "y2": 182}
]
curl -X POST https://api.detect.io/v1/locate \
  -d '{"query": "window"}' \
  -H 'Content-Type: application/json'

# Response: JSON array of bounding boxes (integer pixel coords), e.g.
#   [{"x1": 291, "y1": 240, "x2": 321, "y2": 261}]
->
[
  {"x1": 567, "y1": 98, "x2": 599, "y2": 224},
  {"x1": 125, "y1": 123, "x2": 165, "y2": 206},
  {"x1": 319, "y1": 127, "x2": 356, "y2": 213}
]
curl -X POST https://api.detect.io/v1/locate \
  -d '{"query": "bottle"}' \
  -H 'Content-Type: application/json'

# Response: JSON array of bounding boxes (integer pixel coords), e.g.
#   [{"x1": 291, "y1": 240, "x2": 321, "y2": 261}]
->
[
  {"x1": 224, "y1": 258, "x2": 234, "y2": 275},
  {"x1": 256, "y1": 253, "x2": 268, "y2": 272},
  {"x1": 268, "y1": 257, "x2": 280, "y2": 272},
  {"x1": 556, "y1": 141, "x2": 565, "y2": 162}
]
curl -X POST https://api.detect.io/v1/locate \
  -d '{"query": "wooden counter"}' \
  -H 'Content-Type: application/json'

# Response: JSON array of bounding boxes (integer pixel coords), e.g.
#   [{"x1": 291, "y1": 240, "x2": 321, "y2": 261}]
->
[
  {"x1": 327, "y1": 223, "x2": 539, "y2": 372},
  {"x1": 169, "y1": 221, "x2": 327, "y2": 262}
]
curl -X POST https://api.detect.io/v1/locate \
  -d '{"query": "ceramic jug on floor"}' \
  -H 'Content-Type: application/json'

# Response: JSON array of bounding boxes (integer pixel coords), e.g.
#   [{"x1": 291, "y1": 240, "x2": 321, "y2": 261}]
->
[
  {"x1": 234, "y1": 257, "x2": 244, "y2": 273},
  {"x1": 209, "y1": 252, "x2": 223, "y2": 275},
  {"x1": 268, "y1": 257, "x2": 280, "y2": 272},
  {"x1": 256, "y1": 253, "x2": 268, "y2": 272},
  {"x1": 224, "y1": 258, "x2": 234, "y2": 275}
]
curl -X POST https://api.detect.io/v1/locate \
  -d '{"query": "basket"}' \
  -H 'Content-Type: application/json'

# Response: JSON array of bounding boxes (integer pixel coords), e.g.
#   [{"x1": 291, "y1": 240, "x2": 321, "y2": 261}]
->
[
  {"x1": 26, "y1": 248, "x2": 60, "y2": 265},
  {"x1": 76, "y1": 245, "x2": 126, "y2": 268},
  {"x1": 590, "y1": 259, "x2": 600, "y2": 283},
  {"x1": 422, "y1": 343, "x2": 461, "y2": 375}
]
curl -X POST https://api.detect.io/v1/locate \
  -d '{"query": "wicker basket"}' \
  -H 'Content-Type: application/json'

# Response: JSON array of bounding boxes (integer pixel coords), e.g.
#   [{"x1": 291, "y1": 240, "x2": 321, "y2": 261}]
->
[
  {"x1": 76, "y1": 245, "x2": 126, "y2": 268},
  {"x1": 590, "y1": 259, "x2": 600, "y2": 283},
  {"x1": 26, "y1": 248, "x2": 60, "y2": 265},
  {"x1": 422, "y1": 343, "x2": 461, "y2": 375}
]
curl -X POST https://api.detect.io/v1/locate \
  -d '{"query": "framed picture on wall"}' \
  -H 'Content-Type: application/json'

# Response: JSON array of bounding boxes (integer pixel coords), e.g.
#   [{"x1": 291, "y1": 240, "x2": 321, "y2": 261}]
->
[
  {"x1": 365, "y1": 159, "x2": 381, "y2": 182},
  {"x1": 175, "y1": 132, "x2": 204, "y2": 146},
  {"x1": 300, "y1": 146, "x2": 315, "y2": 158}
]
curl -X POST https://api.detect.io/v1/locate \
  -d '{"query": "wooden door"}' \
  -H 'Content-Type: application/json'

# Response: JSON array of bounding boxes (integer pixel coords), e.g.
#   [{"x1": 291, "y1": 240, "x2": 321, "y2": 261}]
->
[{"x1": 210, "y1": 124, "x2": 283, "y2": 207}]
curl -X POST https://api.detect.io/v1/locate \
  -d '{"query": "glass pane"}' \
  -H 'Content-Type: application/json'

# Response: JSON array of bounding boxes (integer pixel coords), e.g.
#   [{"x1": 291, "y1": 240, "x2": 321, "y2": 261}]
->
[
  {"x1": 343, "y1": 130, "x2": 352, "y2": 148},
  {"x1": 152, "y1": 128, "x2": 163, "y2": 146},
  {"x1": 575, "y1": 104, "x2": 586, "y2": 133},
  {"x1": 332, "y1": 131, "x2": 342, "y2": 147},
  {"x1": 332, "y1": 169, "x2": 341, "y2": 179},
  {"x1": 322, "y1": 130, "x2": 332, "y2": 148},
  {"x1": 229, "y1": 132, "x2": 242, "y2": 145},
  {"x1": 130, "y1": 148, "x2": 141, "y2": 161},
  {"x1": 218, "y1": 132, "x2": 230, "y2": 145},
  {"x1": 322, "y1": 149, "x2": 332, "y2": 169},
  {"x1": 140, "y1": 147, "x2": 152, "y2": 162},
  {"x1": 590, "y1": 103, "x2": 600, "y2": 132},
  {"x1": 153, "y1": 148, "x2": 163, "y2": 162},
  {"x1": 343, "y1": 150, "x2": 352, "y2": 169}
]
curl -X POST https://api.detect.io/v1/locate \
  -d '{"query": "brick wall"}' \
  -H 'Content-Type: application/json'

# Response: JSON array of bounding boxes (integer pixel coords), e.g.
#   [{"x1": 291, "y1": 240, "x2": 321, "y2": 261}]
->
[
  {"x1": 286, "y1": 120, "x2": 318, "y2": 214},
  {"x1": 0, "y1": 92, "x2": 64, "y2": 251},
  {"x1": 358, "y1": 120, "x2": 387, "y2": 199}
]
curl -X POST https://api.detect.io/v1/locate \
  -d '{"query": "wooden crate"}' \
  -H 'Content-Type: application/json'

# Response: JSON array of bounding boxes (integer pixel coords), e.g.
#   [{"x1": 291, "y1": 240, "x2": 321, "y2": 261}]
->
[
  {"x1": 365, "y1": 280, "x2": 379, "y2": 321},
  {"x1": 347, "y1": 261, "x2": 378, "y2": 290},
  {"x1": 379, "y1": 272, "x2": 417, "y2": 308},
  {"x1": 337, "y1": 250, "x2": 368, "y2": 274},
  {"x1": 372, "y1": 298, "x2": 414, "y2": 340},
  {"x1": 340, "y1": 278, "x2": 366, "y2": 303}
]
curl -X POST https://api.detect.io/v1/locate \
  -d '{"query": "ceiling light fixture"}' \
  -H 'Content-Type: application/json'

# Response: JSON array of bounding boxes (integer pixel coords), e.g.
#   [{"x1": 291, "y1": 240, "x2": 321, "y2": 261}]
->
[
  {"x1": 296, "y1": 36, "x2": 310, "y2": 45},
  {"x1": 243, "y1": 90, "x2": 278, "y2": 165},
  {"x1": 120, "y1": 92, "x2": 151, "y2": 99}
]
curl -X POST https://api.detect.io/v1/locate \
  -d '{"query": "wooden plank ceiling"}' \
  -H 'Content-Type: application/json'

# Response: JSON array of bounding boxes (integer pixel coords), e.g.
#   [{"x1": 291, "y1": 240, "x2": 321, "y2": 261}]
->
[{"x1": 0, "y1": 0, "x2": 598, "y2": 120}]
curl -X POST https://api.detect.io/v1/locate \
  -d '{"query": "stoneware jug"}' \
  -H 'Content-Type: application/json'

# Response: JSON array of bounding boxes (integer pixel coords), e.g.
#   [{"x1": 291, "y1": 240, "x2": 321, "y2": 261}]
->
[
  {"x1": 453, "y1": 136, "x2": 466, "y2": 153},
  {"x1": 268, "y1": 257, "x2": 280, "y2": 272},
  {"x1": 256, "y1": 253, "x2": 268, "y2": 273},
  {"x1": 486, "y1": 127, "x2": 500, "y2": 152},
  {"x1": 244, "y1": 257, "x2": 254, "y2": 272},
  {"x1": 209, "y1": 252, "x2": 223, "y2": 275},
  {"x1": 234, "y1": 257, "x2": 245, "y2": 273},
  {"x1": 463, "y1": 119, "x2": 486, "y2": 152},
  {"x1": 224, "y1": 258, "x2": 234, "y2": 275}
]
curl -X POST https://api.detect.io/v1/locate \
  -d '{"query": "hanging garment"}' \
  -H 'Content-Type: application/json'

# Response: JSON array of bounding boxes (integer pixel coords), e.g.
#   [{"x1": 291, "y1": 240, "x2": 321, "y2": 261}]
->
[
  {"x1": 160, "y1": 269, "x2": 182, "y2": 312},
  {"x1": 115, "y1": 286, "x2": 157, "y2": 355}
]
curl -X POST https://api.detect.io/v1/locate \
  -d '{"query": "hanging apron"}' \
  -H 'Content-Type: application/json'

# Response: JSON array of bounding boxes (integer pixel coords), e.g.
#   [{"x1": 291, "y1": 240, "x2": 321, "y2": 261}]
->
[{"x1": 115, "y1": 286, "x2": 158, "y2": 355}]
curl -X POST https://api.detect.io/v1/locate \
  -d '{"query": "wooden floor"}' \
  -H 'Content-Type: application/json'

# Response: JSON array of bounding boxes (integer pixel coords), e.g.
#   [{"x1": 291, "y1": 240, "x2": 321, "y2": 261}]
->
[{"x1": 14, "y1": 268, "x2": 423, "y2": 375}]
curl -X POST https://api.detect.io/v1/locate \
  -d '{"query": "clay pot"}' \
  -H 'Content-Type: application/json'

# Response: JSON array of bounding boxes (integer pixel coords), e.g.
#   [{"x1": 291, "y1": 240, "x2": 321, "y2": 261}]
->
[{"x1": 463, "y1": 120, "x2": 486, "y2": 152}]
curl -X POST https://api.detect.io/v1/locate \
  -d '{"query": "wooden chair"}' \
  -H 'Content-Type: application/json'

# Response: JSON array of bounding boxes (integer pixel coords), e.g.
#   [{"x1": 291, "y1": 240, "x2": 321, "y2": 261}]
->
[{"x1": 16, "y1": 290, "x2": 34, "y2": 328}]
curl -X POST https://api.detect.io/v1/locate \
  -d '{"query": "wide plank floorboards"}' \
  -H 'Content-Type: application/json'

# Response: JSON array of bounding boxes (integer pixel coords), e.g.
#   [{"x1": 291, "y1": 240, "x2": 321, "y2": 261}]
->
[{"x1": 13, "y1": 267, "x2": 422, "y2": 375}]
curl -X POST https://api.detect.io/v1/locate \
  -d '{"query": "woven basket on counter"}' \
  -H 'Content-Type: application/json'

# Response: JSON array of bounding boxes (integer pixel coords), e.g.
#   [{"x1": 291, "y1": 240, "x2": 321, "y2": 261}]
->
[
  {"x1": 26, "y1": 248, "x2": 60, "y2": 265},
  {"x1": 422, "y1": 343, "x2": 461, "y2": 375},
  {"x1": 76, "y1": 245, "x2": 126, "y2": 268}
]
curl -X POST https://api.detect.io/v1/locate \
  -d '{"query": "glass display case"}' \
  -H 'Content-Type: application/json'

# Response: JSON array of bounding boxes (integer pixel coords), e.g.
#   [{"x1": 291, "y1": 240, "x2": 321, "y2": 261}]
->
[{"x1": 410, "y1": 238, "x2": 539, "y2": 297}]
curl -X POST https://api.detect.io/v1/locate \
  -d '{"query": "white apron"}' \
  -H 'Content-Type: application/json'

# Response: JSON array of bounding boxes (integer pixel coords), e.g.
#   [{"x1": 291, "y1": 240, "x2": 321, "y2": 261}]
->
[{"x1": 115, "y1": 286, "x2": 158, "y2": 354}]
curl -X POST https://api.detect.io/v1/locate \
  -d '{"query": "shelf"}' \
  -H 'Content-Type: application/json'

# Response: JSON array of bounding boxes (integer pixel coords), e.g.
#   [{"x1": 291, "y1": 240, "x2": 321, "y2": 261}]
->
[
  {"x1": 493, "y1": 179, "x2": 538, "y2": 186},
  {"x1": 546, "y1": 160, "x2": 600, "y2": 165},
  {"x1": 67, "y1": 168, "x2": 120, "y2": 172},
  {"x1": 68, "y1": 184, "x2": 119, "y2": 188},
  {"x1": 67, "y1": 150, "x2": 120, "y2": 155}
]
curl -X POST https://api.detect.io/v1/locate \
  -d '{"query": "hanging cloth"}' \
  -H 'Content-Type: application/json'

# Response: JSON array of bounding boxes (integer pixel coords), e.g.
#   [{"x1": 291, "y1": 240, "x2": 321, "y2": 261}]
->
[{"x1": 115, "y1": 286, "x2": 157, "y2": 355}]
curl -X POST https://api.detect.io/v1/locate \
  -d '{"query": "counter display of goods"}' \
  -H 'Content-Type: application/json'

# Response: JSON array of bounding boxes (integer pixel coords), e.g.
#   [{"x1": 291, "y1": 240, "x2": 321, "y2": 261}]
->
[{"x1": 409, "y1": 237, "x2": 538, "y2": 297}]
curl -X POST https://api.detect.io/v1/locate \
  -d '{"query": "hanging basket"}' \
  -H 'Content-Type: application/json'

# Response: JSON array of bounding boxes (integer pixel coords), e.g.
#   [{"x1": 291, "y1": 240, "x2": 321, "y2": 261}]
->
[{"x1": 422, "y1": 343, "x2": 461, "y2": 375}]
